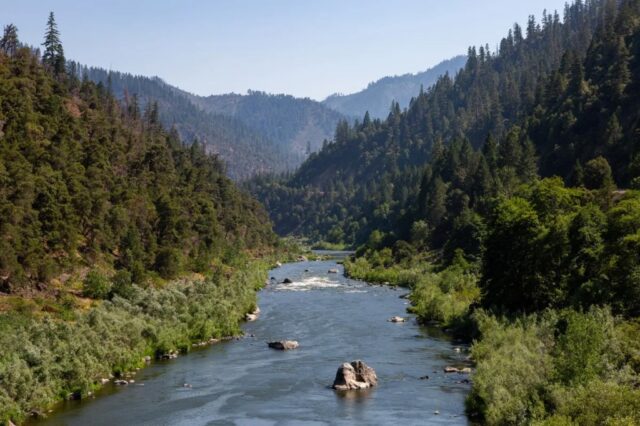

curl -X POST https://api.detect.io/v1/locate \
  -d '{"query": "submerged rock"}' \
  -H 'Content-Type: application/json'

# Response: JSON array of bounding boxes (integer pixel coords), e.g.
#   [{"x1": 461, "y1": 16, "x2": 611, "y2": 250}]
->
[
  {"x1": 267, "y1": 340, "x2": 299, "y2": 350},
  {"x1": 332, "y1": 360, "x2": 378, "y2": 391},
  {"x1": 283, "y1": 278, "x2": 293, "y2": 284}
]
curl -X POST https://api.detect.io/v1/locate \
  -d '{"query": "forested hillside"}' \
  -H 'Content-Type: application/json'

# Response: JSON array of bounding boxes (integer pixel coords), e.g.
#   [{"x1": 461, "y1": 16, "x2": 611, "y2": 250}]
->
[
  {"x1": 79, "y1": 66, "x2": 291, "y2": 180},
  {"x1": 192, "y1": 91, "x2": 344, "y2": 163},
  {"x1": 322, "y1": 55, "x2": 467, "y2": 119},
  {"x1": 0, "y1": 18, "x2": 286, "y2": 422},
  {"x1": 251, "y1": 0, "x2": 629, "y2": 246},
  {"x1": 0, "y1": 44, "x2": 276, "y2": 292},
  {"x1": 82, "y1": 68, "x2": 345, "y2": 179},
  {"x1": 332, "y1": 0, "x2": 640, "y2": 423}
]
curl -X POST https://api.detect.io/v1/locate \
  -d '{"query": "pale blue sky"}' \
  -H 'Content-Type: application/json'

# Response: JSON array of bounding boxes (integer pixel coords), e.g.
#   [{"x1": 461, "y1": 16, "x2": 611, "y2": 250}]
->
[{"x1": 2, "y1": 0, "x2": 569, "y2": 100}]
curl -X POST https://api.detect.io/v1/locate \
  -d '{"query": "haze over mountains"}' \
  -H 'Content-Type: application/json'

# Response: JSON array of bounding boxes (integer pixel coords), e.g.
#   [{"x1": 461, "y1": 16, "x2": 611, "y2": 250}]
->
[
  {"x1": 79, "y1": 56, "x2": 466, "y2": 180},
  {"x1": 80, "y1": 66, "x2": 342, "y2": 179},
  {"x1": 323, "y1": 55, "x2": 467, "y2": 119}
]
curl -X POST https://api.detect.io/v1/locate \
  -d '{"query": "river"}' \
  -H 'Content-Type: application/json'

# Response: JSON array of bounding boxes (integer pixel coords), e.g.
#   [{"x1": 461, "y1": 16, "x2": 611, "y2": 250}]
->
[{"x1": 36, "y1": 252, "x2": 471, "y2": 425}]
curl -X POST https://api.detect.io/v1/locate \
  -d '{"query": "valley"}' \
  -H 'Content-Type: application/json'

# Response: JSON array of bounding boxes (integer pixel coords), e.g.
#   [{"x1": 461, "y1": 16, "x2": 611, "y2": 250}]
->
[{"x1": 2, "y1": 1, "x2": 640, "y2": 425}]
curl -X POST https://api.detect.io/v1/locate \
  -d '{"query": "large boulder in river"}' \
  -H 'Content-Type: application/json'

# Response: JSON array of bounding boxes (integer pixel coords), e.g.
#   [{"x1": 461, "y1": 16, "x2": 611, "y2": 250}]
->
[
  {"x1": 268, "y1": 340, "x2": 299, "y2": 350},
  {"x1": 332, "y1": 360, "x2": 378, "y2": 391}
]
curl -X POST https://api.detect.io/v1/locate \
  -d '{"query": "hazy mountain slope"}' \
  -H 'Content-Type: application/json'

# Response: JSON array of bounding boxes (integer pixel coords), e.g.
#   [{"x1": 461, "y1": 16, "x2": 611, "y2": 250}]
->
[
  {"x1": 322, "y1": 55, "x2": 467, "y2": 119},
  {"x1": 79, "y1": 66, "x2": 293, "y2": 180},
  {"x1": 190, "y1": 91, "x2": 345, "y2": 163}
]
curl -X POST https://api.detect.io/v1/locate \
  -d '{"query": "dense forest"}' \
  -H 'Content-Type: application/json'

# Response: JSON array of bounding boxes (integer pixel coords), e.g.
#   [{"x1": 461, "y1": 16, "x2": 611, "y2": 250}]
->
[
  {"x1": 254, "y1": 0, "x2": 640, "y2": 423},
  {"x1": 322, "y1": 55, "x2": 467, "y2": 119},
  {"x1": 79, "y1": 66, "x2": 292, "y2": 180},
  {"x1": 191, "y1": 91, "x2": 345, "y2": 163},
  {"x1": 0, "y1": 15, "x2": 288, "y2": 422},
  {"x1": 82, "y1": 68, "x2": 345, "y2": 180},
  {"x1": 0, "y1": 32, "x2": 277, "y2": 291},
  {"x1": 251, "y1": 0, "x2": 637, "y2": 247}
]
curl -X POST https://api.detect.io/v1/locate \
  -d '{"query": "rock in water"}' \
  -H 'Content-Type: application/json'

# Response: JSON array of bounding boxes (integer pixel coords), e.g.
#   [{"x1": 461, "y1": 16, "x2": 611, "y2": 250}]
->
[
  {"x1": 245, "y1": 306, "x2": 260, "y2": 321},
  {"x1": 267, "y1": 340, "x2": 299, "y2": 350},
  {"x1": 388, "y1": 316, "x2": 406, "y2": 323},
  {"x1": 283, "y1": 278, "x2": 293, "y2": 284},
  {"x1": 332, "y1": 360, "x2": 378, "y2": 390},
  {"x1": 328, "y1": 269, "x2": 339, "y2": 274}
]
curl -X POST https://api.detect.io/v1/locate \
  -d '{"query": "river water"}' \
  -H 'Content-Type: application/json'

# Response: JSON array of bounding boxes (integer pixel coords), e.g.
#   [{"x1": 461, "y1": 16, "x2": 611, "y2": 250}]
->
[{"x1": 37, "y1": 252, "x2": 471, "y2": 425}]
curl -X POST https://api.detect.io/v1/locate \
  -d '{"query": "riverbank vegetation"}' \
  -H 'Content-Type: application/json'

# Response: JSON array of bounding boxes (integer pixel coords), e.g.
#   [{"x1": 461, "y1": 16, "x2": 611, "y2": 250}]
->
[
  {"x1": 0, "y1": 259, "x2": 269, "y2": 423},
  {"x1": 0, "y1": 16, "x2": 291, "y2": 423}
]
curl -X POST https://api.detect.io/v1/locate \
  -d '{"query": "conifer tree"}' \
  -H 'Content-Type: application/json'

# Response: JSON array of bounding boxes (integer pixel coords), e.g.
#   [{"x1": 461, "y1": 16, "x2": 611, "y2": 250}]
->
[
  {"x1": 42, "y1": 12, "x2": 65, "y2": 76},
  {"x1": 0, "y1": 24, "x2": 19, "y2": 57}
]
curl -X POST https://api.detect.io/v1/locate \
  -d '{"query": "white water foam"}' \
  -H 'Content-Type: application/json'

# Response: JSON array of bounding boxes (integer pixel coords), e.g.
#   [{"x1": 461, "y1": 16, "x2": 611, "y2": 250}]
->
[{"x1": 273, "y1": 276, "x2": 343, "y2": 292}]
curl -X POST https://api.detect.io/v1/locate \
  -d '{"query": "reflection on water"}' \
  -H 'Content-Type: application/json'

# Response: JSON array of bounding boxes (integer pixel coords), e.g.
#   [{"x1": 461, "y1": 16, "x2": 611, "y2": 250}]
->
[{"x1": 35, "y1": 252, "x2": 471, "y2": 426}]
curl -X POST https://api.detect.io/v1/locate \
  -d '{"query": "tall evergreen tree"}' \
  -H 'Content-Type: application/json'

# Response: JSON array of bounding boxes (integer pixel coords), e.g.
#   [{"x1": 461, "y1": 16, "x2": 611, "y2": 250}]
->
[{"x1": 42, "y1": 12, "x2": 65, "y2": 76}]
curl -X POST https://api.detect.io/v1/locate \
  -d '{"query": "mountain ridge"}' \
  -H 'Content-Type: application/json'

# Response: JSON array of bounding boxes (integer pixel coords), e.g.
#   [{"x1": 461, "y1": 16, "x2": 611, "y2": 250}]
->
[{"x1": 322, "y1": 55, "x2": 467, "y2": 119}]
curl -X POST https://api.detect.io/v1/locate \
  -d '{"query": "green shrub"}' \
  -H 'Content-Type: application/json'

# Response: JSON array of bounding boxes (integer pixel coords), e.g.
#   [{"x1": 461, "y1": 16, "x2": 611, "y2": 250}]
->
[
  {"x1": 82, "y1": 270, "x2": 111, "y2": 299},
  {"x1": 550, "y1": 380, "x2": 640, "y2": 425},
  {"x1": 467, "y1": 311, "x2": 554, "y2": 425},
  {"x1": 110, "y1": 270, "x2": 134, "y2": 300}
]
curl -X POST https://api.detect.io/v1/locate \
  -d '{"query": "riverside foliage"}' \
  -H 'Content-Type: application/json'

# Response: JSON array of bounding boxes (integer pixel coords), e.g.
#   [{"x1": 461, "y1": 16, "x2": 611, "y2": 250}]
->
[{"x1": 0, "y1": 260, "x2": 268, "y2": 423}]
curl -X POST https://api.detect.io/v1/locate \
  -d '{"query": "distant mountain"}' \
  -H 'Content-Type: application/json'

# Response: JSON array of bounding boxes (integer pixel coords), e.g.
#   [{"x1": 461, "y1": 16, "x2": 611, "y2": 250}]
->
[
  {"x1": 190, "y1": 91, "x2": 345, "y2": 162},
  {"x1": 80, "y1": 67, "x2": 345, "y2": 180},
  {"x1": 322, "y1": 56, "x2": 467, "y2": 119}
]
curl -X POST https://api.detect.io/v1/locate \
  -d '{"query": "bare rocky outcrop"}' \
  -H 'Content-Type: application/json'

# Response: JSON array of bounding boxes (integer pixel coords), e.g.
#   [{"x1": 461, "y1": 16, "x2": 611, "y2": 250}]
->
[
  {"x1": 332, "y1": 360, "x2": 378, "y2": 390},
  {"x1": 267, "y1": 340, "x2": 299, "y2": 350}
]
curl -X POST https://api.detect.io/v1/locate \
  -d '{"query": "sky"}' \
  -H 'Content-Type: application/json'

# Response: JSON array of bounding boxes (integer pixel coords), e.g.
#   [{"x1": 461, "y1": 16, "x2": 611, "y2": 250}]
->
[{"x1": 2, "y1": 0, "x2": 570, "y2": 100}]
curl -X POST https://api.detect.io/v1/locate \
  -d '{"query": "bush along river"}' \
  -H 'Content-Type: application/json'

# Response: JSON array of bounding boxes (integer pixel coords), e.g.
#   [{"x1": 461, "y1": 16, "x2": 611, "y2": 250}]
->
[{"x1": 34, "y1": 252, "x2": 472, "y2": 425}]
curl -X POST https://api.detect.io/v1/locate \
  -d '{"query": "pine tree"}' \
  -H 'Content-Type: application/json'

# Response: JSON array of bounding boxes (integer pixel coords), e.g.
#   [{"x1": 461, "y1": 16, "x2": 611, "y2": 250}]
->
[
  {"x1": 0, "y1": 24, "x2": 19, "y2": 57},
  {"x1": 42, "y1": 12, "x2": 65, "y2": 76}
]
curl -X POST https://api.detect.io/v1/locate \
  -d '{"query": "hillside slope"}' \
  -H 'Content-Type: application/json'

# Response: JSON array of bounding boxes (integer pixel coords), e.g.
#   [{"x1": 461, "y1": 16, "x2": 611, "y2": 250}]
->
[
  {"x1": 80, "y1": 66, "x2": 292, "y2": 180},
  {"x1": 322, "y1": 55, "x2": 467, "y2": 119},
  {"x1": 82, "y1": 68, "x2": 346, "y2": 179},
  {"x1": 1, "y1": 48, "x2": 275, "y2": 292},
  {"x1": 251, "y1": 0, "x2": 610, "y2": 244},
  {"x1": 191, "y1": 91, "x2": 345, "y2": 163}
]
